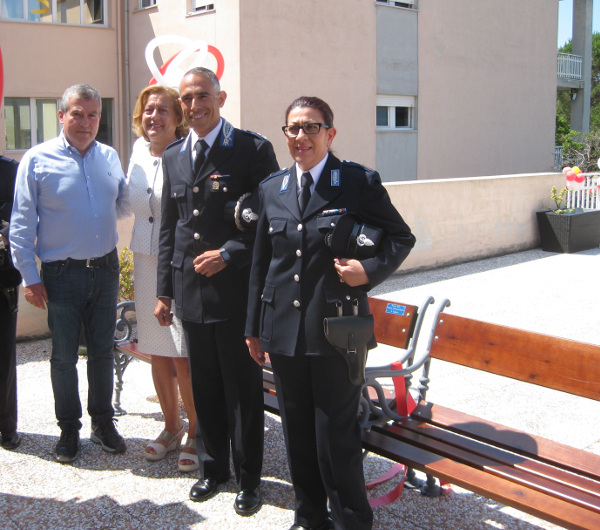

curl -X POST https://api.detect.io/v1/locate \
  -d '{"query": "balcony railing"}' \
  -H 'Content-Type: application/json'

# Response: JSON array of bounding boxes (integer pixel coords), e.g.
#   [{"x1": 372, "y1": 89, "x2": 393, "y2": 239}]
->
[
  {"x1": 557, "y1": 53, "x2": 583, "y2": 80},
  {"x1": 554, "y1": 146, "x2": 563, "y2": 170}
]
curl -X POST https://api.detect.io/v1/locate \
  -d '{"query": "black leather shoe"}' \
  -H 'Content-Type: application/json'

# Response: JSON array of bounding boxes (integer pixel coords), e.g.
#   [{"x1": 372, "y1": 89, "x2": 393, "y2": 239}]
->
[
  {"x1": 189, "y1": 477, "x2": 227, "y2": 502},
  {"x1": 55, "y1": 429, "x2": 80, "y2": 463},
  {"x1": 234, "y1": 487, "x2": 261, "y2": 516},
  {"x1": 1, "y1": 431, "x2": 22, "y2": 450},
  {"x1": 90, "y1": 419, "x2": 126, "y2": 453},
  {"x1": 289, "y1": 517, "x2": 334, "y2": 530}
]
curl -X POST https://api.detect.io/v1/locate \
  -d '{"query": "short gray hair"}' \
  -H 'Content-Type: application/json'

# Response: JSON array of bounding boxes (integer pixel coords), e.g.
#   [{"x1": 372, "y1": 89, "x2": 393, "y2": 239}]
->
[
  {"x1": 60, "y1": 84, "x2": 102, "y2": 113},
  {"x1": 182, "y1": 67, "x2": 221, "y2": 93}
]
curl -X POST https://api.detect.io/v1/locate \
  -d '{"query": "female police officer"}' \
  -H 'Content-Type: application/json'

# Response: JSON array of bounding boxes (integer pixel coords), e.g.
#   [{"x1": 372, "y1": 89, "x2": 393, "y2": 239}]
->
[{"x1": 245, "y1": 96, "x2": 415, "y2": 529}]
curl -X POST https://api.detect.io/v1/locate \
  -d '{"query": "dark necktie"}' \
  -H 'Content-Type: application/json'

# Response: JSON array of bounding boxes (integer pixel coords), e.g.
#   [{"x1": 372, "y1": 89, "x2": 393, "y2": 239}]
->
[
  {"x1": 298, "y1": 171, "x2": 313, "y2": 213},
  {"x1": 194, "y1": 139, "x2": 208, "y2": 174}
]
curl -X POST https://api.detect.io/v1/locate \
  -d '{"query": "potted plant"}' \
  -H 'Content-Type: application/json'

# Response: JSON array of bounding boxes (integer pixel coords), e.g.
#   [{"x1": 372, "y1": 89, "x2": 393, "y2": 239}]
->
[{"x1": 536, "y1": 175, "x2": 600, "y2": 253}]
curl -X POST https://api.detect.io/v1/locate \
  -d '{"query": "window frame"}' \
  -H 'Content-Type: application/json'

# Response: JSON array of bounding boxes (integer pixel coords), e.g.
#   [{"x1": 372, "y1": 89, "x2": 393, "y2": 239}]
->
[
  {"x1": 188, "y1": 1, "x2": 215, "y2": 16},
  {"x1": 1, "y1": 0, "x2": 107, "y2": 26},
  {"x1": 376, "y1": 95, "x2": 415, "y2": 130},
  {"x1": 4, "y1": 97, "x2": 59, "y2": 152},
  {"x1": 375, "y1": 0, "x2": 415, "y2": 8},
  {"x1": 138, "y1": 0, "x2": 157, "y2": 9}
]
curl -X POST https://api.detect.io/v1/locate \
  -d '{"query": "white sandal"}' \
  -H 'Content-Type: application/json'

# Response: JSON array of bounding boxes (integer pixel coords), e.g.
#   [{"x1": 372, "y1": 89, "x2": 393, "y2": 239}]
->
[
  {"x1": 145, "y1": 426, "x2": 185, "y2": 461},
  {"x1": 178, "y1": 436, "x2": 199, "y2": 472}
]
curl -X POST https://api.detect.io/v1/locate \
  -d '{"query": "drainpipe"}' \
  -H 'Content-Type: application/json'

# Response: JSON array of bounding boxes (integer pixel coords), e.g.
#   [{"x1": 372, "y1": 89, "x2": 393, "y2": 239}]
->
[{"x1": 123, "y1": 1, "x2": 131, "y2": 164}]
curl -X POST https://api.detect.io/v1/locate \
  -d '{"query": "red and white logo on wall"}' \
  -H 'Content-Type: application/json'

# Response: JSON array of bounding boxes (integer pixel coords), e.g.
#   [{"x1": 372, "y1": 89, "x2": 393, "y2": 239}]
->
[{"x1": 145, "y1": 36, "x2": 225, "y2": 86}]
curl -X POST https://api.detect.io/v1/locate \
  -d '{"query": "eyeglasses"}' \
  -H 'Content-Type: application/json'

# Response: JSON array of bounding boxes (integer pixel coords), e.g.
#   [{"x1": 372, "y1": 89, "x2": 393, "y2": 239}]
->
[{"x1": 282, "y1": 122, "x2": 330, "y2": 138}]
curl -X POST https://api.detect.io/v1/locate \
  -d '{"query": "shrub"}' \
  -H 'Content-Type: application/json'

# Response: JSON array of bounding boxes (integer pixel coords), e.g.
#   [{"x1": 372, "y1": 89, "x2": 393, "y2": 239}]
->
[{"x1": 119, "y1": 247, "x2": 134, "y2": 301}]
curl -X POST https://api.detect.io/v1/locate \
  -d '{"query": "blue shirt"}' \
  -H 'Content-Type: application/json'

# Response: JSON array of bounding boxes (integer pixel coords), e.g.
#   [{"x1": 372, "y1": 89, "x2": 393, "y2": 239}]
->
[{"x1": 10, "y1": 132, "x2": 130, "y2": 286}]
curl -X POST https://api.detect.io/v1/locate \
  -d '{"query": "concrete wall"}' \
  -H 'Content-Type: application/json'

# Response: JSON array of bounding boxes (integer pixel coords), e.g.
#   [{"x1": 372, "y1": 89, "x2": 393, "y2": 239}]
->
[
  {"x1": 16, "y1": 170, "x2": 566, "y2": 340},
  {"x1": 390, "y1": 171, "x2": 565, "y2": 271},
  {"x1": 238, "y1": 0, "x2": 377, "y2": 169},
  {"x1": 417, "y1": 0, "x2": 559, "y2": 180},
  {"x1": 376, "y1": 4, "x2": 418, "y2": 181}
]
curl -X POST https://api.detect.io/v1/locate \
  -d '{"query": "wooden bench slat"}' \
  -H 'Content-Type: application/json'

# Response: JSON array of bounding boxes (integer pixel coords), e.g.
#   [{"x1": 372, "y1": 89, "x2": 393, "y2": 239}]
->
[
  {"x1": 376, "y1": 422, "x2": 600, "y2": 514},
  {"x1": 399, "y1": 416, "x2": 600, "y2": 499},
  {"x1": 369, "y1": 297, "x2": 418, "y2": 350},
  {"x1": 115, "y1": 341, "x2": 152, "y2": 363},
  {"x1": 412, "y1": 402, "x2": 600, "y2": 481},
  {"x1": 429, "y1": 313, "x2": 600, "y2": 400},
  {"x1": 263, "y1": 390, "x2": 280, "y2": 416},
  {"x1": 362, "y1": 429, "x2": 600, "y2": 530}
]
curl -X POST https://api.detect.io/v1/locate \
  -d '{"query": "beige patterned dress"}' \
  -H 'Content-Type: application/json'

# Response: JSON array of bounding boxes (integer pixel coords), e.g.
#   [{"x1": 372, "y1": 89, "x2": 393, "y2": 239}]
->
[{"x1": 126, "y1": 138, "x2": 187, "y2": 357}]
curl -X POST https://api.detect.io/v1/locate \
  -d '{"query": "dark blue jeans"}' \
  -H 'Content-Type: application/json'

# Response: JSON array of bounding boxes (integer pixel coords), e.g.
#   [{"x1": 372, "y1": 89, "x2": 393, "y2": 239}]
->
[{"x1": 42, "y1": 255, "x2": 119, "y2": 431}]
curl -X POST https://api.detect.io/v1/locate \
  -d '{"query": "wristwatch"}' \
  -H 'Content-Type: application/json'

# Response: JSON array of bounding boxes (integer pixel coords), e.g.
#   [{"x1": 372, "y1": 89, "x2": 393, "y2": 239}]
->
[{"x1": 219, "y1": 248, "x2": 231, "y2": 263}]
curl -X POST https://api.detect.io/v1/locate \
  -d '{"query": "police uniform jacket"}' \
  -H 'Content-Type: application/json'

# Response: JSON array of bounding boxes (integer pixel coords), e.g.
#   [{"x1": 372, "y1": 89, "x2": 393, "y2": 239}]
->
[
  {"x1": 245, "y1": 154, "x2": 416, "y2": 356},
  {"x1": 157, "y1": 119, "x2": 279, "y2": 323},
  {"x1": 0, "y1": 156, "x2": 18, "y2": 236}
]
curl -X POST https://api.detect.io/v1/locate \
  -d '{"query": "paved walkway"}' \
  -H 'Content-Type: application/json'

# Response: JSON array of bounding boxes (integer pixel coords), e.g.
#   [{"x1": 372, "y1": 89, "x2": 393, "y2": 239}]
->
[{"x1": 2, "y1": 248, "x2": 599, "y2": 529}]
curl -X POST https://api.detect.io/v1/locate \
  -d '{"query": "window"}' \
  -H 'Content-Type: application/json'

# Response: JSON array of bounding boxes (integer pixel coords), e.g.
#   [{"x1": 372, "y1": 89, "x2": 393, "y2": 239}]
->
[
  {"x1": 376, "y1": 0, "x2": 414, "y2": 8},
  {"x1": 1, "y1": 0, "x2": 105, "y2": 25},
  {"x1": 4, "y1": 98, "x2": 32, "y2": 150},
  {"x1": 189, "y1": 1, "x2": 215, "y2": 15},
  {"x1": 376, "y1": 95, "x2": 415, "y2": 129},
  {"x1": 96, "y1": 98, "x2": 113, "y2": 146},
  {"x1": 139, "y1": 0, "x2": 157, "y2": 8},
  {"x1": 4, "y1": 97, "x2": 58, "y2": 151},
  {"x1": 4, "y1": 97, "x2": 113, "y2": 150}
]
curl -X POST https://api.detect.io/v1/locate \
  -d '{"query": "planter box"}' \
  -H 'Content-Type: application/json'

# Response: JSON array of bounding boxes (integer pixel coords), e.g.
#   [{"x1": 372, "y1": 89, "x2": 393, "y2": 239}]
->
[{"x1": 536, "y1": 209, "x2": 600, "y2": 253}]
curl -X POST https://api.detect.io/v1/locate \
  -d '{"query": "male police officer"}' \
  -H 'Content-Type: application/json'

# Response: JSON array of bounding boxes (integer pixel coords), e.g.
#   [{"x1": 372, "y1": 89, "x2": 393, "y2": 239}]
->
[{"x1": 155, "y1": 67, "x2": 278, "y2": 515}]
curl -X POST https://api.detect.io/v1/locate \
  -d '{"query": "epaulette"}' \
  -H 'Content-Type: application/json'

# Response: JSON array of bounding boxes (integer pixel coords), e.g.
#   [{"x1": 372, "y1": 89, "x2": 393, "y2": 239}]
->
[
  {"x1": 0, "y1": 155, "x2": 18, "y2": 166},
  {"x1": 342, "y1": 160, "x2": 374, "y2": 172},
  {"x1": 241, "y1": 129, "x2": 269, "y2": 141},
  {"x1": 262, "y1": 167, "x2": 289, "y2": 183}
]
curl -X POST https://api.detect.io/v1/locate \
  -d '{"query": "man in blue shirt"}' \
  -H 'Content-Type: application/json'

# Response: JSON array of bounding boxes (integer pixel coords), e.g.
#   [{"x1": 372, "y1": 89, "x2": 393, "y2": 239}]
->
[{"x1": 10, "y1": 84, "x2": 130, "y2": 463}]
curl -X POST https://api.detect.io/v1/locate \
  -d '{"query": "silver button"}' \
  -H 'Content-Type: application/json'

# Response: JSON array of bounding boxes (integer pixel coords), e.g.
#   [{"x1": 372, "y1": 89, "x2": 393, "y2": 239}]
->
[
  {"x1": 346, "y1": 295, "x2": 351, "y2": 300},
  {"x1": 223, "y1": 186, "x2": 228, "y2": 192},
  {"x1": 294, "y1": 274, "x2": 300, "y2": 282},
  {"x1": 296, "y1": 250, "x2": 302, "y2": 257},
  {"x1": 193, "y1": 186, "x2": 200, "y2": 193},
  {"x1": 173, "y1": 192, "x2": 178, "y2": 197},
  {"x1": 193, "y1": 209, "x2": 200, "y2": 216},
  {"x1": 330, "y1": 222, "x2": 335, "y2": 227},
  {"x1": 293, "y1": 300, "x2": 300, "y2": 308},
  {"x1": 269, "y1": 227, "x2": 274, "y2": 233},
  {"x1": 297, "y1": 224, "x2": 303, "y2": 231},
  {"x1": 194, "y1": 233, "x2": 200, "y2": 240}
]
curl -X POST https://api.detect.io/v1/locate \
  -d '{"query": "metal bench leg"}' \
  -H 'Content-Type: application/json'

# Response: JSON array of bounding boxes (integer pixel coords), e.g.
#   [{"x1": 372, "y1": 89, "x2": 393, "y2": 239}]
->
[
  {"x1": 113, "y1": 349, "x2": 133, "y2": 416},
  {"x1": 420, "y1": 473, "x2": 442, "y2": 497}
]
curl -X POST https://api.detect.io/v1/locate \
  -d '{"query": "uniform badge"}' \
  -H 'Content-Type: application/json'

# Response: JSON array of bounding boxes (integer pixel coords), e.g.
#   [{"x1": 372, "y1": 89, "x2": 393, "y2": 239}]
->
[
  {"x1": 212, "y1": 181, "x2": 221, "y2": 191},
  {"x1": 221, "y1": 120, "x2": 234, "y2": 147},
  {"x1": 280, "y1": 174, "x2": 290, "y2": 193},
  {"x1": 331, "y1": 169, "x2": 340, "y2": 187}
]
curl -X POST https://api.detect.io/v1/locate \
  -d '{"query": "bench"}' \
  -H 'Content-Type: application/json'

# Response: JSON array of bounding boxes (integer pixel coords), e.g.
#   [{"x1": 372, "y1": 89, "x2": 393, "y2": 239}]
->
[
  {"x1": 361, "y1": 299, "x2": 600, "y2": 529},
  {"x1": 112, "y1": 296, "x2": 600, "y2": 528},
  {"x1": 113, "y1": 301, "x2": 151, "y2": 415}
]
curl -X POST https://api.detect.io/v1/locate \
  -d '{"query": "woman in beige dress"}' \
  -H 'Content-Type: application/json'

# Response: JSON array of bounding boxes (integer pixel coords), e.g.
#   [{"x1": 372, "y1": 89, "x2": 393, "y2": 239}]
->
[{"x1": 127, "y1": 85, "x2": 198, "y2": 471}]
